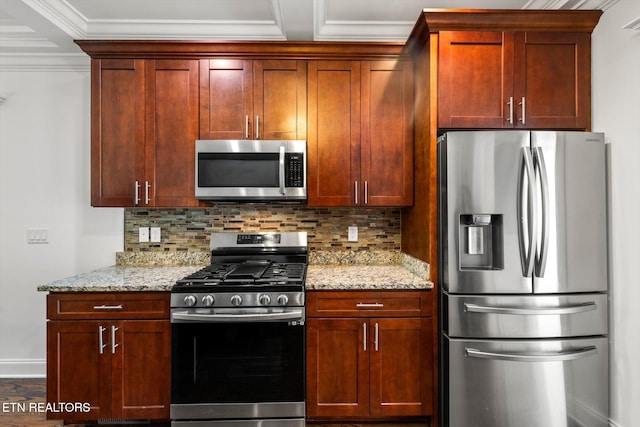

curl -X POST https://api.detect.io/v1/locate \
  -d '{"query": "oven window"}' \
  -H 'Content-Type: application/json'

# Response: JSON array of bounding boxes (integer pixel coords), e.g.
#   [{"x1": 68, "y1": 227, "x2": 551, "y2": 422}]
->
[
  {"x1": 171, "y1": 322, "x2": 305, "y2": 404},
  {"x1": 198, "y1": 153, "x2": 279, "y2": 188}
]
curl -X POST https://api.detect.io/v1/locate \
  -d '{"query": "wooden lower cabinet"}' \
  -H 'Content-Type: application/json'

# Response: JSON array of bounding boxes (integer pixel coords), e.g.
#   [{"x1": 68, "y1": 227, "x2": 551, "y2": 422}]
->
[
  {"x1": 306, "y1": 291, "x2": 434, "y2": 420},
  {"x1": 46, "y1": 293, "x2": 170, "y2": 422}
]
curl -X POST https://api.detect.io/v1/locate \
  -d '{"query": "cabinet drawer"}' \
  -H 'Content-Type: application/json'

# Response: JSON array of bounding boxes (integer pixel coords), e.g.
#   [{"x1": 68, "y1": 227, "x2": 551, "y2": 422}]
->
[
  {"x1": 306, "y1": 291, "x2": 432, "y2": 317},
  {"x1": 47, "y1": 292, "x2": 170, "y2": 320}
]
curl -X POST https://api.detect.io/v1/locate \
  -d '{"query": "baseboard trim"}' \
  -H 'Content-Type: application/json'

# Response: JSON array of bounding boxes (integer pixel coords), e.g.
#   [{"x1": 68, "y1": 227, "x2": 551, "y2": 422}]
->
[{"x1": 0, "y1": 359, "x2": 46, "y2": 378}]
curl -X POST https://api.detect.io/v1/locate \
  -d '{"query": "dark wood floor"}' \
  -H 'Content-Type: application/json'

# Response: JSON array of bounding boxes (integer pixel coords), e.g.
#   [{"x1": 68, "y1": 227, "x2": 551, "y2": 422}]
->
[{"x1": 0, "y1": 378, "x2": 428, "y2": 427}]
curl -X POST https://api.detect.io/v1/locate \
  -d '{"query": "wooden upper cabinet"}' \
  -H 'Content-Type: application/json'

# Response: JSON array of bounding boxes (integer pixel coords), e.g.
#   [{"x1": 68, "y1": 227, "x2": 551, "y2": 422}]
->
[
  {"x1": 361, "y1": 60, "x2": 414, "y2": 206},
  {"x1": 307, "y1": 61, "x2": 361, "y2": 206},
  {"x1": 91, "y1": 59, "x2": 145, "y2": 207},
  {"x1": 145, "y1": 60, "x2": 199, "y2": 207},
  {"x1": 307, "y1": 60, "x2": 413, "y2": 207},
  {"x1": 91, "y1": 58, "x2": 199, "y2": 207},
  {"x1": 438, "y1": 30, "x2": 591, "y2": 130},
  {"x1": 200, "y1": 59, "x2": 306, "y2": 140}
]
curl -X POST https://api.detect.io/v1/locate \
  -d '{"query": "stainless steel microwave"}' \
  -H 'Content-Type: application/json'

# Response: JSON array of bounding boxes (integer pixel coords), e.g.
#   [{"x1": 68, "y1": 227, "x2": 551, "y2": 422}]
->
[{"x1": 195, "y1": 140, "x2": 307, "y2": 202}]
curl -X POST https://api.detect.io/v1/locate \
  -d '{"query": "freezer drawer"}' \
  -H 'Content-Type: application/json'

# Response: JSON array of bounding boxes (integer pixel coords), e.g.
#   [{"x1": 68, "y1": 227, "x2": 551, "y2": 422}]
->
[
  {"x1": 444, "y1": 293, "x2": 608, "y2": 338},
  {"x1": 443, "y1": 337, "x2": 608, "y2": 427}
]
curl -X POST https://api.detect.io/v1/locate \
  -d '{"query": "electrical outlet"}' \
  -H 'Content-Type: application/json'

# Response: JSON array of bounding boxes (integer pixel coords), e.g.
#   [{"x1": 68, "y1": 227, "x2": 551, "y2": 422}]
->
[
  {"x1": 139, "y1": 227, "x2": 150, "y2": 243},
  {"x1": 348, "y1": 226, "x2": 358, "y2": 242},
  {"x1": 150, "y1": 227, "x2": 161, "y2": 243},
  {"x1": 27, "y1": 228, "x2": 49, "y2": 244}
]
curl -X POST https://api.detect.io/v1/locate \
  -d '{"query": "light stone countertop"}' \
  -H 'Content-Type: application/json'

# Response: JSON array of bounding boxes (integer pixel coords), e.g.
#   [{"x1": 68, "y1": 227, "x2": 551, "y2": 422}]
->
[
  {"x1": 37, "y1": 266, "x2": 201, "y2": 292},
  {"x1": 306, "y1": 265, "x2": 433, "y2": 290},
  {"x1": 37, "y1": 253, "x2": 433, "y2": 292}
]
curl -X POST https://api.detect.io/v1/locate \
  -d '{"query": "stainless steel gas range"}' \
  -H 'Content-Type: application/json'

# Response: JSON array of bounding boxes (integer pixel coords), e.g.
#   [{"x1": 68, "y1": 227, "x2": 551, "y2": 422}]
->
[{"x1": 170, "y1": 232, "x2": 307, "y2": 427}]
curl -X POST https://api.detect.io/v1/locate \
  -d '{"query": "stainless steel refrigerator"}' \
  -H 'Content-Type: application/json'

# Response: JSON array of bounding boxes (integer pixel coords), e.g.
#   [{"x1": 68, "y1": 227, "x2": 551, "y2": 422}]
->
[{"x1": 438, "y1": 131, "x2": 608, "y2": 427}]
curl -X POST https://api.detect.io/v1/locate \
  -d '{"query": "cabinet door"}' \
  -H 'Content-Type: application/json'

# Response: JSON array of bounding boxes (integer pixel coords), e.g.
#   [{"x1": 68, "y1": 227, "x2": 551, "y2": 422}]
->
[
  {"x1": 253, "y1": 60, "x2": 307, "y2": 140},
  {"x1": 47, "y1": 321, "x2": 112, "y2": 421},
  {"x1": 307, "y1": 61, "x2": 361, "y2": 206},
  {"x1": 438, "y1": 31, "x2": 514, "y2": 129},
  {"x1": 145, "y1": 60, "x2": 199, "y2": 207},
  {"x1": 306, "y1": 318, "x2": 369, "y2": 418},
  {"x1": 514, "y1": 32, "x2": 591, "y2": 130},
  {"x1": 361, "y1": 60, "x2": 414, "y2": 206},
  {"x1": 91, "y1": 59, "x2": 145, "y2": 206},
  {"x1": 369, "y1": 318, "x2": 433, "y2": 417},
  {"x1": 112, "y1": 320, "x2": 171, "y2": 420},
  {"x1": 199, "y1": 59, "x2": 253, "y2": 140}
]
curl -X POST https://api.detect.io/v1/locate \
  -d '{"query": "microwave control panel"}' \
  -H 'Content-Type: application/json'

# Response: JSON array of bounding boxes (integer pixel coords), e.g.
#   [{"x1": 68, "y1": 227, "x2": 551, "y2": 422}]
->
[{"x1": 285, "y1": 153, "x2": 304, "y2": 187}]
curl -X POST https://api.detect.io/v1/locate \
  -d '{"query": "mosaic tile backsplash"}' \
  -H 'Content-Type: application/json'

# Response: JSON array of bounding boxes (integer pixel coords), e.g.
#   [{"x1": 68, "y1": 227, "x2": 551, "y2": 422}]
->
[{"x1": 124, "y1": 206, "x2": 401, "y2": 254}]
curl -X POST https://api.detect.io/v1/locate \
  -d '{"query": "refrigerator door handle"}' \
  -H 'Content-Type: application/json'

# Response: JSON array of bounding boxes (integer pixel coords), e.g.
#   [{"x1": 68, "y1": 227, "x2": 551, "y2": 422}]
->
[
  {"x1": 533, "y1": 147, "x2": 550, "y2": 277},
  {"x1": 464, "y1": 301, "x2": 597, "y2": 315},
  {"x1": 465, "y1": 346, "x2": 597, "y2": 362},
  {"x1": 517, "y1": 147, "x2": 537, "y2": 277}
]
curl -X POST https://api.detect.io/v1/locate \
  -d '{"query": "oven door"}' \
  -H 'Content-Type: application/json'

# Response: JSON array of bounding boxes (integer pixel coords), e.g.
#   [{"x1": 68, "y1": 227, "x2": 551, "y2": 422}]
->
[{"x1": 170, "y1": 307, "x2": 305, "y2": 423}]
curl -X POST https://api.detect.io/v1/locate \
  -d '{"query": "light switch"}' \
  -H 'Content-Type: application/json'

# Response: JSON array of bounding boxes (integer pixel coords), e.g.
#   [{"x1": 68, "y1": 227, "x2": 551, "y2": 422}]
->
[
  {"x1": 348, "y1": 226, "x2": 358, "y2": 242},
  {"x1": 139, "y1": 227, "x2": 150, "y2": 243},
  {"x1": 150, "y1": 227, "x2": 161, "y2": 243},
  {"x1": 27, "y1": 228, "x2": 49, "y2": 244}
]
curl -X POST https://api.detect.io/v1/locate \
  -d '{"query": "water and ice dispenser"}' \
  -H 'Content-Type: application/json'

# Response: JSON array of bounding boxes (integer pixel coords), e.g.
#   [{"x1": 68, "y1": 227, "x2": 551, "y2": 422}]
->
[{"x1": 459, "y1": 214, "x2": 504, "y2": 270}]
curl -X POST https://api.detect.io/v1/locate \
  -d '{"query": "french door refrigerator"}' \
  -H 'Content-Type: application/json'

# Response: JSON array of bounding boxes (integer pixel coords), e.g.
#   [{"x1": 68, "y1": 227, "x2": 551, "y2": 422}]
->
[{"x1": 438, "y1": 131, "x2": 608, "y2": 427}]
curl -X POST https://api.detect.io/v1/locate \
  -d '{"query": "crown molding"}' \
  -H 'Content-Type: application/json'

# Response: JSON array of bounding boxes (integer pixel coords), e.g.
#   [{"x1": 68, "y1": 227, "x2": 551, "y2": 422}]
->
[
  {"x1": 0, "y1": 53, "x2": 89, "y2": 71},
  {"x1": 522, "y1": 0, "x2": 619, "y2": 9},
  {"x1": 22, "y1": 0, "x2": 87, "y2": 39},
  {"x1": 623, "y1": 16, "x2": 640, "y2": 30}
]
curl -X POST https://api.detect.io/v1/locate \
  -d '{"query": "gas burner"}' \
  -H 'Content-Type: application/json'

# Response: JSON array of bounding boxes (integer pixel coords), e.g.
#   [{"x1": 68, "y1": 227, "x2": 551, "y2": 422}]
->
[{"x1": 172, "y1": 232, "x2": 308, "y2": 308}]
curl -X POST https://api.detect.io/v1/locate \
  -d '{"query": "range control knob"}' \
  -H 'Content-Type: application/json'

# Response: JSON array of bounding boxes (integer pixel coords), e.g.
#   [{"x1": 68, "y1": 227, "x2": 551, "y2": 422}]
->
[
  {"x1": 277, "y1": 294, "x2": 289, "y2": 306},
  {"x1": 259, "y1": 294, "x2": 271, "y2": 306},
  {"x1": 202, "y1": 294, "x2": 215, "y2": 306},
  {"x1": 230, "y1": 295, "x2": 243, "y2": 306},
  {"x1": 184, "y1": 295, "x2": 197, "y2": 307}
]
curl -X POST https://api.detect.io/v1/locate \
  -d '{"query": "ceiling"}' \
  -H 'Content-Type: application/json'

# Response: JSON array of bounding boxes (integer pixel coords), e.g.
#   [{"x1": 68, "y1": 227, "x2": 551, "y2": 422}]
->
[{"x1": 0, "y1": 0, "x2": 631, "y2": 58}]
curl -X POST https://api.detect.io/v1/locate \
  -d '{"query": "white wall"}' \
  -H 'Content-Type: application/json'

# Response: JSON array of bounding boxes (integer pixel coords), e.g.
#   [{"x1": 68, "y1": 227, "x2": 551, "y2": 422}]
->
[
  {"x1": 592, "y1": 1, "x2": 640, "y2": 426},
  {"x1": 0, "y1": 61, "x2": 123, "y2": 377}
]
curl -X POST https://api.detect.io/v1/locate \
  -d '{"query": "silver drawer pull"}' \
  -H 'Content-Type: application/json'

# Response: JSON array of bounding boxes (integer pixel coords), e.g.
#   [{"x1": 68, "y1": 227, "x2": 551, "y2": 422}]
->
[
  {"x1": 464, "y1": 302, "x2": 596, "y2": 315},
  {"x1": 465, "y1": 346, "x2": 597, "y2": 362},
  {"x1": 356, "y1": 303, "x2": 384, "y2": 309},
  {"x1": 93, "y1": 304, "x2": 123, "y2": 310}
]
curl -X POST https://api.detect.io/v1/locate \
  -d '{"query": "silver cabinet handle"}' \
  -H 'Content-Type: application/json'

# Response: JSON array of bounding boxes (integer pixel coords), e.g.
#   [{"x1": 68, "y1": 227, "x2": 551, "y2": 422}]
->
[
  {"x1": 533, "y1": 147, "x2": 550, "y2": 278},
  {"x1": 517, "y1": 147, "x2": 537, "y2": 277},
  {"x1": 356, "y1": 303, "x2": 384, "y2": 309},
  {"x1": 279, "y1": 144, "x2": 286, "y2": 195},
  {"x1": 363, "y1": 322, "x2": 367, "y2": 352},
  {"x1": 93, "y1": 305, "x2": 123, "y2": 310},
  {"x1": 134, "y1": 181, "x2": 141, "y2": 205},
  {"x1": 519, "y1": 96, "x2": 526, "y2": 124},
  {"x1": 374, "y1": 322, "x2": 379, "y2": 352},
  {"x1": 465, "y1": 346, "x2": 597, "y2": 362},
  {"x1": 464, "y1": 302, "x2": 597, "y2": 315},
  {"x1": 145, "y1": 181, "x2": 151, "y2": 204},
  {"x1": 245, "y1": 115, "x2": 249, "y2": 139},
  {"x1": 364, "y1": 181, "x2": 368, "y2": 205},
  {"x1": 354, "y1": 181, "x2": 358, "y2": 205},
  {"x1": 98, "y1": 326, "x2": 107, "y2": 355},
  {"x1": 506, "y1": 96, "x2": 514, "y2": 124},
  {"x1": 255, "y1": 115, "x2": 260, "y2": 139},
  {"x1": 111, "y1": 325, "x2": 119, "y2": 354}
]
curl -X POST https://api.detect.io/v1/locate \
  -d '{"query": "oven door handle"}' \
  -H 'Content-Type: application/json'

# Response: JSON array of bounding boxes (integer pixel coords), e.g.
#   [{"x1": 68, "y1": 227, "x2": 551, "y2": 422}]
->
[{"x1": 172, "y1": 310, "x2": 304, "y2": 323}]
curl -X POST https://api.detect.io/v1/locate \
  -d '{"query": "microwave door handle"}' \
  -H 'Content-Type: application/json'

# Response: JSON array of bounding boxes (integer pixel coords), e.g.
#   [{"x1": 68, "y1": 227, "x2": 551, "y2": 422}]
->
[{"x1": 279, "y1": 144, "x2": 286, "y2": 195}]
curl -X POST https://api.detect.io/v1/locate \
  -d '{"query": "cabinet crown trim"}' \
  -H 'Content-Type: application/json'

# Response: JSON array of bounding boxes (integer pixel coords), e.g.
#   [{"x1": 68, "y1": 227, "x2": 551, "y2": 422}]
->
[
  {"x1": 75, "y1": 40, "x2": 408, "y2": 60},
  {"x1": 407, "y1": 9, "x2": 603, "y2": 50}
]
